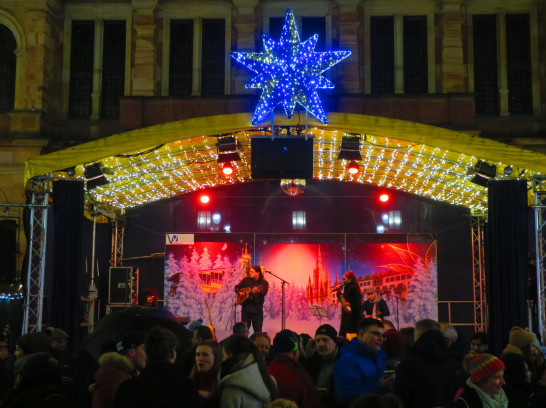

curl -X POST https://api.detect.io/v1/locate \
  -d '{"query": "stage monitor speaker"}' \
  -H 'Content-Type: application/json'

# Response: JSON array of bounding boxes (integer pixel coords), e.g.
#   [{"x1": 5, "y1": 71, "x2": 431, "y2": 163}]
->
[
  {"x1": 0, "y1": 220, "x2": 17, "y2": 283},
  {"x1": 251, "y1": 136, "x2": 314, "y2": 179},
  {"x1": 108, "y1": 267, "x2": 138, "y2": 305}
]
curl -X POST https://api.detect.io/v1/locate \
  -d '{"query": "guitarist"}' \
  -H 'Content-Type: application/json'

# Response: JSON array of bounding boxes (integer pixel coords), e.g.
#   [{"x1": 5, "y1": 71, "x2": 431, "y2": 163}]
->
[
  {"x1": 336, "y1": 270, "x2": 362, "y2": 338},
  {"x1": 234, "y1": 265, "x2": 269, "y2": 332}
]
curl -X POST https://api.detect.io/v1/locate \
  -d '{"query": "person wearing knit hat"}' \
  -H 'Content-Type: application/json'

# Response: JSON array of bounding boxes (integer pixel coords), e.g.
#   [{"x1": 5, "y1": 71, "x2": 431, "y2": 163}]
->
[
  {"x1": 302, "y1": 324, "x2": 341, "y2": 408},
  {"x1": 454, "y1": 353, "x2": 508, "y2": 408}
]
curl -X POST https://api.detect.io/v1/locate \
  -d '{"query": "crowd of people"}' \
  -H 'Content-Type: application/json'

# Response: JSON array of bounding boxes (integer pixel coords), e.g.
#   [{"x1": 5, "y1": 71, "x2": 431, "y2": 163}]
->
[{"x1": 1, "y1": 315, "x2": 546, "y2": 408}]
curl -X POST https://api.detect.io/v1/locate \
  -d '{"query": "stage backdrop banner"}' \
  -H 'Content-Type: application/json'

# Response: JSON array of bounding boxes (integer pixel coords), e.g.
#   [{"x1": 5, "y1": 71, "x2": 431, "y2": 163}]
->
[{"x1": 164, "y1": 235, "x2": 437, "y2": 339}]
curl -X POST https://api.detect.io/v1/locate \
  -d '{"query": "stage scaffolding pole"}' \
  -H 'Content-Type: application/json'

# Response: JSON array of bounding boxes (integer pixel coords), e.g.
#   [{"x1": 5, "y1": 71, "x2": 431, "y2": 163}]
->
[
  {"x1": 533, "y1": 175, "x2": 546, "y2": 342},
  {"x1": 470, "y1": 210, "x2": 488, "y2": 333},
  {"x1": 110, "y1": 211, "x2": 126, "y2": 268},
  {"x1": 22, "y1": 176, "x2": 52, "y2": 334}
]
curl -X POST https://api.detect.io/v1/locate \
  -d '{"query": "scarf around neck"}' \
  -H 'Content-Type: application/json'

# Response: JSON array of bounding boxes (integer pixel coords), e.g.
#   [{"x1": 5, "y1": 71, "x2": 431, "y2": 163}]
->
[{"x1": 465, "y1": 377, "x2": 508, "y2": 408}]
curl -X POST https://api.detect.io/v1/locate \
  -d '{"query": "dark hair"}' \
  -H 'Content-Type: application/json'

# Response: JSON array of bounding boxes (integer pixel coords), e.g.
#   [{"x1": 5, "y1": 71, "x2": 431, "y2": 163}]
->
[
  {"x1": 343, "y1": 270, "x2": 362, "y2": 295},
  {"x1": 194, "y1": 325, "x2": 214, "y2": 341},
  {"x1": 16, "y1": 332, "x2": 50, "y2": 355},
  {"x1": 145, "y1": 327, "x2": 178, "y2": 362},
  {"x1": 471, "y1": 332, "x2": 489, "y2": 345},
  {"x1": 250, "y1": 332, "x2": 271, "y2": 344},
  {"x1": 233, "y1": 322, "x2": 249, "y2": 336},
  {"x1": 502, "y1": 353, "x2": 531, "y2": 387},
  {"x1": 251, "y1": 265, "x2": 264, "y2": 279},
  {"x1": 221, "y1": 335, "x2": 277, "y2": 399},
  {"x1": 190, "y1": 340, "x2": 222, "y2": 387},
  {"x1": 18, "y1": 353, "x2": 61, "y2": 389},
  {"x1": 358, "y1": 318, "x2": 384, "y2": 333},
  {"x1": 400, "y1": 327, "x2": 415, "y2": 350},
  {"x1": 299, "y1": 333, "x2": 312, "y2": 350}
]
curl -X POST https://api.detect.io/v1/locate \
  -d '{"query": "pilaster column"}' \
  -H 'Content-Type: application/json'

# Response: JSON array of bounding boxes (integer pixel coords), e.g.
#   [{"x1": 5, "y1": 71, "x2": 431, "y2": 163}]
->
[
  {"x1": 394, "y1": 14, "x2": 404, "y2": 94},
  {"x1": 192, "y1": 18, "x2": 202, "y2": 96},
  {"x1": 497, "y1": 13, "x2": 509, "y2": 116},
  {"x1": 131, "y1": 0, "x2": 159, "y2": 96},
  {"x1": 437, "y1": 1, "x2": 466, "y2": 93},
  {"x1": 91, "y1": 19, "x2": 103, "y2": 120},
  {"x1": 232, "y1": 0, "x2": 259, "y2": 94},
  {"x1": 335, "y1": 0, "x2": 361, "y2": 94}
]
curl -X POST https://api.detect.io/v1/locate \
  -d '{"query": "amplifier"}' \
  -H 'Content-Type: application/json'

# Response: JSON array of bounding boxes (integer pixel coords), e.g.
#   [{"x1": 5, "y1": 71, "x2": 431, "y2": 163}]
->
[{"x1": 108, "y1": 267, "x2": 138, "y2": 305}]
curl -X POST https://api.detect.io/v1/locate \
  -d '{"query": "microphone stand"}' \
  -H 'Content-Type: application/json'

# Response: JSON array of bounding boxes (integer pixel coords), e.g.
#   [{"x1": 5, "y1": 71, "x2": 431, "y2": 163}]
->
[
  {"x1": 265, "y1": 271, "x2": 290, "y2": 330},
  {"x1": 382, "y1": 292, "x2": 406, "y2": 331}
]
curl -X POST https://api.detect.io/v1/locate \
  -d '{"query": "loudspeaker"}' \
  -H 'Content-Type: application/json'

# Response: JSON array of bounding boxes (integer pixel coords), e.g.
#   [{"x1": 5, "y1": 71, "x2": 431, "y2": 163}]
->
[
  {"x1": 0, "y1": 220, "x2": 17, "y2": 283},
  {"x1": 108, "y1": 267, "x2": 138, "y2": 305}
]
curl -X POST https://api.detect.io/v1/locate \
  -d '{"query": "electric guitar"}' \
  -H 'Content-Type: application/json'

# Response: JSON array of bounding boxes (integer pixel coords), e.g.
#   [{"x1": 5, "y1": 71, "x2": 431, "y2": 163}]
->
[{"x1": 236, "y1": 285, "x2": 265, "y2": 305}]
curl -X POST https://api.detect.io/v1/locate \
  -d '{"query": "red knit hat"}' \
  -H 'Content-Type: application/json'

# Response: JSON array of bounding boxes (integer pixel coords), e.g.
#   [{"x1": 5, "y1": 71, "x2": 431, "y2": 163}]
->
[{"x1": 468, "y1": 353, "x2": 505, "y2": 383}]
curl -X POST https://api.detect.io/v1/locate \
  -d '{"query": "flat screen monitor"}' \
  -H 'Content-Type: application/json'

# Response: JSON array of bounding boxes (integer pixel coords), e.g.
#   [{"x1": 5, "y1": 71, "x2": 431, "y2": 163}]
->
[{"x1": 251, "y1": 136, "x2": 314, "y2": 179}]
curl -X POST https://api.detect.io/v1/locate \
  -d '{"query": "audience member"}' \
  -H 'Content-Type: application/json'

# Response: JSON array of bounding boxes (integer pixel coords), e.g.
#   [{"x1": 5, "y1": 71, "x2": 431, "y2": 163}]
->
[
  {"x1": 502, "y1": 326, "x2": 538, "y2": 384},
  {"x1": 113, "y1": 327, "x2": 198, "y2": 408},
  {"x1": 399, "y1": 327, "x2": 415, "y2": 351},
  {"x1": 303, "y1": 324, "x2": 340, "y2": 408},
  {"x1": 441, "y1": 323, "x2": 468, "y2": 365},
  {"x1": 190, "y1": 339, "x2": 222, "y2": 408},
  {"x1": 49, "y1": 328, "x2": 77, "y2": 387},
  {"x1": 333, "y1": 318, "x2": 392, "y2": 407},
  {"x1": 2, "y1": 352, "x2": 75, "y2": 407},
  {"x1": 268, "y1": 329, "x2": 318, "y2": 408},
  {"x1": 393, "y1": 319, "x2": 464, "y2": 408},
  {"x1": 14, "y1": 332, "x2": 50, "y2": 358},
  {"x1": 382, "y1": 329, "x2": 406, "y2": 368},
  {"x1": 219, "y1": 335, "x2": 277, "y2": 408},
  {"x1": 232, "y1": 322, "x2": 250, "y2": 337},
  {"x1": 250, "y1": 332, "x2": 271, "y2": 361},
  {"x1": 454, "y1": 353, "x2": 508, "y2": 408},
  {"x1": 0, "y1": 337, "x2": 14, "y2": 401},
  {"x1": 362, "y1": 288, "x2": 390, "y2": 320},
  {"x1": 264, "y1": 398, "x2": 298, "y2": 408},
  {"x1": 502, "y1": 352, "x2": 532, "y2": 408},
  {"x1": 470, "y1": 332, "x2": 489, "y2": 354},
  {"x1": 92, "y1": 332, "x2": 146, "y2": 408},
  {"x1": 183, "y1": 325, "x2": 214, "y2": 376}
]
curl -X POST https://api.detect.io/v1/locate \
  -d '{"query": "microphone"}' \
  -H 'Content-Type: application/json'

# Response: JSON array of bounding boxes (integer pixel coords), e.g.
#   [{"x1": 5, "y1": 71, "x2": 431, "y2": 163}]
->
[{"x1": 265, "y1": 270, "x2": 272, "y2": 274}]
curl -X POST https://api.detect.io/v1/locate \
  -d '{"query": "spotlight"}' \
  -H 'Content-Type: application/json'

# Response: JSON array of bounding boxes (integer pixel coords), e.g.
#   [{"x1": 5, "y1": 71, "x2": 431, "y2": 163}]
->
[
  {"x1": 199, "y1": 194, "x2": 210, "y2": 204},
  {"x1": 222, "y1": 163, "x2": 234, "y2": 175},
  {"x1": 337, "y1": 136, "x2": 362, "y2": 161},
  {"x1": 503, "y1": 166, "x2": 513, "y2": 176},
  {"x1": 84, "y1": 163, "x2": 108, "y2": 189},
  {"x1": 379, "y1": 193, "x2": 390, "y2": 203},
  {"x1": 347, "y1": 161, "x2": 359, "y2": 175},
  {"x1": 470, "y1": 160, "x2": 497, "y2": 187},
  {"x1": 217, "y1": 136, "x2": 242, "y2": 163}
]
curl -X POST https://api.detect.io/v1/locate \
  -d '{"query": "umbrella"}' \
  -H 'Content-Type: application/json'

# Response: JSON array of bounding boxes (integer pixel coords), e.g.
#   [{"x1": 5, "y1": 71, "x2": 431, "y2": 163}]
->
[{"x1": 81, "y1": 306, "x2": 192, "y2": 360}]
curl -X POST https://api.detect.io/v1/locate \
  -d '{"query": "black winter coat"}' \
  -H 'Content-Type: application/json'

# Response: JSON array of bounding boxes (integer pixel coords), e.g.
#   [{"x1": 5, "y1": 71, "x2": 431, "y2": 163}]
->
[
  {"x1": 393, "y1": 329, "x2": 465, "y2": 408},
  {"x1": 338, "y1": 283, "x2": 362, "y2": 336}
]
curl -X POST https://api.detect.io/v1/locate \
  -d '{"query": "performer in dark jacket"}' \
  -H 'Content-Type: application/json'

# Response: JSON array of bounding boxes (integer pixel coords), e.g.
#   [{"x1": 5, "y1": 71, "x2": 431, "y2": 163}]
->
[
  {"x1": 235, "y1": 265, "x2": 269, "y2": 332},
  {"x1": 362, "y1": 288, "x2": 390, "y2": 319},
  {"x1": 336, "y1": 270, "x2": 362, "y2": 337}
]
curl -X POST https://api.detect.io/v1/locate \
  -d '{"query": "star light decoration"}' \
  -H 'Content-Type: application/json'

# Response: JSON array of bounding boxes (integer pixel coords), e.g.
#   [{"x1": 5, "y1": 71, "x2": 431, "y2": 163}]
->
[{"x1": 230, "y1": 9, "x2": 351, "y2": 125}]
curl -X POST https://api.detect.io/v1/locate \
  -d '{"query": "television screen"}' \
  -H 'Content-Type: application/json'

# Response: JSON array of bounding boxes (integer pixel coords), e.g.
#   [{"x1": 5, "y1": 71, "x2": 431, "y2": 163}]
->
[{"x1": 251, "y1": 137, "x2": 314, "y2": 179}]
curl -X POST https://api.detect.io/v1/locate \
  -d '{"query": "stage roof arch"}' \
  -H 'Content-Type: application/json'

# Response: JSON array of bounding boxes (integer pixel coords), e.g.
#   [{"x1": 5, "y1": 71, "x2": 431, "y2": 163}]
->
[{"x1": 25, "y1": 112, "x2": 546, "y2": 211}]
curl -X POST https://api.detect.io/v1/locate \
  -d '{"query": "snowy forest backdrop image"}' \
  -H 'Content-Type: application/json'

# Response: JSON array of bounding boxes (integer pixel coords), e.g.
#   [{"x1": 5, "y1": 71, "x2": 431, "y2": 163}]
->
[{"x1": 164, "y1": 236, "x2": 437, "y2": 339}]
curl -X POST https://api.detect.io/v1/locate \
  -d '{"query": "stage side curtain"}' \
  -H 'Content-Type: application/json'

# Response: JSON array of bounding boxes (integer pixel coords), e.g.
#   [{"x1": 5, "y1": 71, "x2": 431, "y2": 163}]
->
[
  {"x1": 51, "y1": 180, "x2": 84, "y2": 346},
  {"x1": 486, "y1": 179, "x2": 528, "y2": 355}
]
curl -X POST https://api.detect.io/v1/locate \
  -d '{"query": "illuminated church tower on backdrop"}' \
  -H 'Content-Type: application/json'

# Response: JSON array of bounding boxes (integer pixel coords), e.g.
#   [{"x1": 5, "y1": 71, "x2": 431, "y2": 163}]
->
[{"x1": 306, "y1": 246, "x2": 332, "y2": 304}]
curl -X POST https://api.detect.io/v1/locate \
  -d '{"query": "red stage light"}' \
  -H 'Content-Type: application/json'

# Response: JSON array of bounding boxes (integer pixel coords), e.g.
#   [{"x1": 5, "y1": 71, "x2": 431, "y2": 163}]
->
[
  {"x1": 379, "y1": 193, "x2": 390, "y2": 203},
  {"x1": 222, "y1": 163, "x2": 234, "y2": 175},
  {"x1": 200, "y1": 194, "x2": 210, "y2": 204},
  {"x1": 347, "y1": 161, "x2": 359, "y2": 175}
]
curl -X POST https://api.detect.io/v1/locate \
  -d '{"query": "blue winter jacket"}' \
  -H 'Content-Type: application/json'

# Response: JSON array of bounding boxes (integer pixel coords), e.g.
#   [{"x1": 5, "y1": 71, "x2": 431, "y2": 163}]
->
[{"x1": 333, "y1": 338, "x2": 388, "y2": 407}]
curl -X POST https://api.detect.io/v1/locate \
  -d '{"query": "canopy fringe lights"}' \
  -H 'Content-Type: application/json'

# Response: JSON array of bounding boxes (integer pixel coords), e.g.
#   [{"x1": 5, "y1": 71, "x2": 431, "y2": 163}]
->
[{"x1": 67, "y1": 127, "x2": 524, "y2": 211}]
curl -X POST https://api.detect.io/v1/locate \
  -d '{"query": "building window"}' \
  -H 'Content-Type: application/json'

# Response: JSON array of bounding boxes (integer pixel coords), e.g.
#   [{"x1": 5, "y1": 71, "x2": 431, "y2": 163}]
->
[
  {"x1": 201, "y1": 19, "x2": 225, "y2": 96},
  {"x1": 0, "y1": 25, "x2": 16, "y2": 114},
  {"x1": 169, "y1": 20, "x2": 193, "y2": 97},
  {"x1": 69, "y1": 21, "x2": 95, "y2": 118},
  {"x1": 403, "y1": 16, "x2": 428, "y2": 94},
  {"x1": 69, "y1": 20, "x2": 126, "y2": 118},
  {"x1": 268, "y1": 16, "x2": 326, "y2": 50},
  {"x1": 292, "y1": 211, "x2": 306, "y2": 231},
  {"x1": 506, "y1": 14, "x2": 532, "y2": 114},
  {"x1": 197, "y1": 211, "x2": 211, "y2": 230},
  {"x1": 370, "y1": 16, "x2": 394, "y2": 94},
  {"x1": 101, "y1": 21, "x2": 126, "y2": 119},
  {"x1": 473, "y1": 15, "x2": 498, "y2": 114}
]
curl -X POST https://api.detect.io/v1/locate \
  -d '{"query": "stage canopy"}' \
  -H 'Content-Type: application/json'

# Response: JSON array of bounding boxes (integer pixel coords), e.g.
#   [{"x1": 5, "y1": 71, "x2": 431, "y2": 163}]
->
[{"x1": 25, "y1": 112, "x2": 546, "y2": 211}]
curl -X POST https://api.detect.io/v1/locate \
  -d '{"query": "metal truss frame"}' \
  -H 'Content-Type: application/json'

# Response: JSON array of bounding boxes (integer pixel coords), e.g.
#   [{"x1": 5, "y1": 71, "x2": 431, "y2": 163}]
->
[
  {"x1": 471, "y1": 210, "x2": 488, "y2": 333},
  {"x1": 110, "y1": 212, "x2": 126, "y2": 267},
  {"x1": 533, "y1": 175, "x2": 546, "y2": 342},
  {"x1": 22, "y1": 176, "x2": 52, "y2": 334}
]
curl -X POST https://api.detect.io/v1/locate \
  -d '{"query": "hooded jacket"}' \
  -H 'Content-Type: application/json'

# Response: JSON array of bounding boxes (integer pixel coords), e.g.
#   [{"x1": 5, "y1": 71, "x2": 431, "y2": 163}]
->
[
  {"x1": 393, "y1": 329, "x2": 465, "y2": 408},
  {"x1": 92, "y1": 352, "x2": 133, "y2": 408},
  {"x1": 333, "y1": 338, "x2": 388, "y2": 407},
  {"x1": 218, "y1": 354, "x2": 271, "y2": 408}
]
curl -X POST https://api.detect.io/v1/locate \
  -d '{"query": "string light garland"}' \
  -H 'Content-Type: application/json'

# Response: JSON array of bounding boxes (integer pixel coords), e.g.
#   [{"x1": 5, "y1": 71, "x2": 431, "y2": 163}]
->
[
  {"x1": 230, "y1": 9, "x2": 351, "y2": 125},
  {"x1": 68, "y1": 127, "x2": 535, "y2": 211}
]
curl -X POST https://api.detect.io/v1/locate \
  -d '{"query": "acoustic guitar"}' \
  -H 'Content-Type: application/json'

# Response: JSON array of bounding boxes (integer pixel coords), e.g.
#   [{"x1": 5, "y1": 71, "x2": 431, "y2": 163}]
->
[{"x1": 236, "y1": 285, "x2": 265, "y2": 305}]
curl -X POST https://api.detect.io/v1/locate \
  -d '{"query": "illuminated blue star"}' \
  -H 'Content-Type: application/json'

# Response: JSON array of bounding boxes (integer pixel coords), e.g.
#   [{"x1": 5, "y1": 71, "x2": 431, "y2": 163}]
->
[{"x1": 231, "y1": 9, "x2": 351, "y2": 125}]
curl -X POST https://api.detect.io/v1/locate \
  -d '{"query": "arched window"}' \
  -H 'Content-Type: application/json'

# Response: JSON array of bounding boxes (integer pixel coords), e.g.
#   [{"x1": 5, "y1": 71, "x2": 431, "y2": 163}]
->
[{"x1": 0, "y1": 25, "x2": 15, "y2": 113}]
